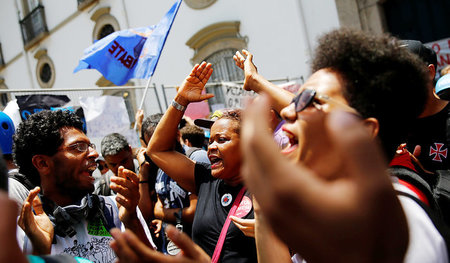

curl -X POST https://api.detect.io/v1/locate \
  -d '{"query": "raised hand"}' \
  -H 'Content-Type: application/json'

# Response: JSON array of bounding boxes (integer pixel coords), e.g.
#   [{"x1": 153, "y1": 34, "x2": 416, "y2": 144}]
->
[
  {"x1": 111, "y1": 166, "x2": 140, "y2": 225},
  {"x1": 135, "y1": 109, "x2": 145, "y2": 135},
  {"x1": 110, "y1": 225, "x2": 210, "y2": 263},
  {"x1": 18, "y1": 187, "x2": 54, "y2": 255},
  {"x1": 150, "y1": 219, "x2": 162, "y2": 238},
  {"x1": 176, "y1": 62, "x2": 214, "y2": 105},
  {"x1": 233, "y1": 50, "x2": 258, "y2": 91}
]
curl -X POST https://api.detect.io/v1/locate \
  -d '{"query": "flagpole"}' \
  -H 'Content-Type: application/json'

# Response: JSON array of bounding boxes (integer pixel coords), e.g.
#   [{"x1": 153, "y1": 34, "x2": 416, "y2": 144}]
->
[{"x1": 133, "y1": 76, "x2": 153, "y2": 130}]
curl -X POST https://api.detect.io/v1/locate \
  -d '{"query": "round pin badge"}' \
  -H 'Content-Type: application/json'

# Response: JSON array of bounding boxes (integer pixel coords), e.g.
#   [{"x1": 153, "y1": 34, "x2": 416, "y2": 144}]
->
[
  {"x1": 167, "y1": 240, "x2": 181, "y2": 255},
  {"x1": 221, "y1": 193, "x2": 232, "y2": 207},
  {"x1": 235, "y1": 195, "x2": 252, "y2": 218}
]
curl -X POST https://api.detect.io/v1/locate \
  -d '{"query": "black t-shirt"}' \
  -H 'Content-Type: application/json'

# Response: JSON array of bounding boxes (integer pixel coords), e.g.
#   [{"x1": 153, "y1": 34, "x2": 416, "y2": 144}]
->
[
  {"x1": 406, "y1": 104, "x2": 450, "y2": 174},
  {"x1": 192, "y1": 162, "x2": 257, "y2": 263}
]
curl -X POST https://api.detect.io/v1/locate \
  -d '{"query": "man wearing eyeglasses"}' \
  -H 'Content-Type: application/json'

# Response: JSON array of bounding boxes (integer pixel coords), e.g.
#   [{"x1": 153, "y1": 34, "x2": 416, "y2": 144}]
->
[{"x1": 13, "y1": 110, "x2": 155, "y2": 262}]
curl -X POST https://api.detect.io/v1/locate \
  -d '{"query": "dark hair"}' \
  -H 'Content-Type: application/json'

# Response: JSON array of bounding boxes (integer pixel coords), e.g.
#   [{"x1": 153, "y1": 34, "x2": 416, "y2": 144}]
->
[
  {"x1": 141, "y1": 113, "x2": 163, "y2": 145},
  {"x1": 101, "y1": 133, "x2": 129, "y2": 157},
  {"x1": 0, "y1": 153, "x2": 8, "y2": 192},
  {"x1": 180, "y1": 124, "x2": 205, "y2": 148},
  {"x1": 217, "y1": 109, "x2": 242, "y2": 135},
  {"x1": 13, "y1": 110, "x2": 84, "y2": 186},
  {"x1": 312, "y1": 28, "x2": 428, "y2": 158},
  {"x1": 399, "y1": 39, "x2": 437, "y2": 70}
]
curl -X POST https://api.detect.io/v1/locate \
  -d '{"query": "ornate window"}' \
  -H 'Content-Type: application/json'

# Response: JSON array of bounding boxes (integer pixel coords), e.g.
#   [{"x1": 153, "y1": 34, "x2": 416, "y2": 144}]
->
[
  {"x1": 206, "y1": 49, "x2": 244, "y2": 82},
  {"x1": 186, "y1": 21, "x2": 247, "y2": 109},
  {"x1": 34, "y1": 49, "x2": 55, "y2": 89},
  {"x1": 184, "y1": 0, "x2": 217, "y2": 9},
  {"x1": 91, "y1": 7, "x2": 120, "y2": 42}
]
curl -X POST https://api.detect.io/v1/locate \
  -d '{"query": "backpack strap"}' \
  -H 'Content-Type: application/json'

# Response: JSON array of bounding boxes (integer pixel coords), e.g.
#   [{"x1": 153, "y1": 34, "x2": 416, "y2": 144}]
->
[
  {"x1": 185, "y1": 147, "x2": 202, "y2": 158},
  {"x1": 390, "y1": 167, "x2": 441, "y2": 212},
  {"x1": 435, "y1": 170, "x2": 450, "y2": 227},
  {"x1": 396, "y1": 190, "x2": 450, "y2": 261},
  {"x1": 8, "y1": 170, "x2": 35, "y2": 191}
]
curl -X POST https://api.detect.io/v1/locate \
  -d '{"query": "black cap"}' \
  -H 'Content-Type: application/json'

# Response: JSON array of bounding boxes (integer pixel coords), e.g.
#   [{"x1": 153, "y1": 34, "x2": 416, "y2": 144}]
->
[
  {"x1": 399, "y1": 40, "x2": 437, "y2": 68},
  {"x1": 193, "y1": 118, "x2": 215, "y2": 129},
  {"x1": 193, "y1": 109, "x2": 226, "y2": 129}
]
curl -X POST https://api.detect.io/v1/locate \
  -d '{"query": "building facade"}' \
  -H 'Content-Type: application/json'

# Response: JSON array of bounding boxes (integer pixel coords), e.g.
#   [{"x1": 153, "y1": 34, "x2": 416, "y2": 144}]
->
[{"x1": 0, "y1": 0, "x2": 449, "y2": 121}]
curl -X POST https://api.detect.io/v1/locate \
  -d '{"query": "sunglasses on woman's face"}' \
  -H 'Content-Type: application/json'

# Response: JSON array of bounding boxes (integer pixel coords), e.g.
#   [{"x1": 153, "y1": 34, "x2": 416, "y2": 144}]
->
[{"x1": 291, "y1": 89, "x2": 357, "y2": 114}]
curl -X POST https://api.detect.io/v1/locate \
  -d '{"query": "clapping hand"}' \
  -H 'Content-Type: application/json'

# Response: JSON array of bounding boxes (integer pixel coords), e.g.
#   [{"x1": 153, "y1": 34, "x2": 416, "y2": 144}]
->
[{"x1": 18, "y1": 187, "x2": 54, "y2": 255}]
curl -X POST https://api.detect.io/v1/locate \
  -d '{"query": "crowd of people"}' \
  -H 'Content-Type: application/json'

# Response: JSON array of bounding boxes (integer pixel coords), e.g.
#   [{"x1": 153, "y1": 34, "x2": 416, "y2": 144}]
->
[{"x1": 1, "y1": 27, "x2": 450, "y2": 262}]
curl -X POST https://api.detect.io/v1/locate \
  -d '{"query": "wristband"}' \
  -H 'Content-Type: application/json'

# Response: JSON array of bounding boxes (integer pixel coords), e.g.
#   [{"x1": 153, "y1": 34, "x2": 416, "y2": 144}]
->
[
  {"x1": 171, "y1": 100, "x2": 186, "y2": 112},
  {"x1": 139, "y1": 181, "x2": 149, "y2": 184}
]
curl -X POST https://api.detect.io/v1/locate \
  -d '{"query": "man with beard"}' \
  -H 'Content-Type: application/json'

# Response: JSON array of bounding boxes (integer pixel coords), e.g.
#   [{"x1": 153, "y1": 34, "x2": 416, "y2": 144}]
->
[{"x1": 13, "y1": 110, "x2": 154, "y2": 262}]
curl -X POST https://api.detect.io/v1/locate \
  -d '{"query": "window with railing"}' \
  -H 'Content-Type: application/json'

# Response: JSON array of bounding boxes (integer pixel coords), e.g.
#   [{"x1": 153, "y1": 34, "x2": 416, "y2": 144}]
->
[
  {"x1": 206, "y1": 49, "x2": 244, "y2": 82},
  {"x1": 204, "y1": 49, "x2": 244, "y2": 107},
  {"x1": 19, "y1": 5, "x2": 48, "y2": 48},
  {"x1": 186, "y1": 22, "x2": 247, "y2": 110}
]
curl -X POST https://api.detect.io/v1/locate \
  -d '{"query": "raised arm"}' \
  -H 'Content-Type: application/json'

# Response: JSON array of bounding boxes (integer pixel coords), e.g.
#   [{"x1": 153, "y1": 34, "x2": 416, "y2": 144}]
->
[
  {"x1": 136, "y1": 147, "x2": 155, "y2": 223},
  {"x1": 135, "y1": 109, "x2": 146, "y2": 147},
  {"x1": 111, "y1": 167, "x2": 152, "y2": 247},
  {"x1": 233, "y1": 50, "x2": 294, "y2": 113},
  {"x1": 154, "y1": 194, "x2": 198, "y2": 225},
  {"x1": 147, "y1": 62, "x2": 214, "y2": 194}
]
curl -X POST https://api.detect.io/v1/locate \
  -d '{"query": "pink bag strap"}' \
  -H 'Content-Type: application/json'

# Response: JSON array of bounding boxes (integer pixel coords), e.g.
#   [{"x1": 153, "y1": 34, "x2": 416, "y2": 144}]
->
[{"x1": 211, "y1": 186, "x2": 247, "y2": 263}]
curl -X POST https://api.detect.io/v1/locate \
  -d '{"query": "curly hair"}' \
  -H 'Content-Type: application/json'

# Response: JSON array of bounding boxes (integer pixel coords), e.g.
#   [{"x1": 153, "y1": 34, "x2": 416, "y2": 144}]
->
[
  {"x1": 101, "y1": 133, "x2": 129, "y2": 157},
  {"x1": 217, "y1": 109, "x2": 242, "y2": 135},
  {"x1": 13, "y1": 110, "x2": 84, "y2": 186},
  {"x1": 180, "y1": 124, "x2": 206, "y2": 148},
  {"x1": 311, "y1": 28, "x2": 428, "y2": 157}
]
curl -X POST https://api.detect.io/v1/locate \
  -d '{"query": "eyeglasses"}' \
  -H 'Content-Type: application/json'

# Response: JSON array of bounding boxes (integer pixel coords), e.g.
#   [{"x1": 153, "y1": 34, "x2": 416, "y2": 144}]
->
[
  {"x1": 66, "y1": 142, "x2": 96, "y2": 152},
  {"x1": 291, "y1": 89, "x2": 357, "y2": 114}
]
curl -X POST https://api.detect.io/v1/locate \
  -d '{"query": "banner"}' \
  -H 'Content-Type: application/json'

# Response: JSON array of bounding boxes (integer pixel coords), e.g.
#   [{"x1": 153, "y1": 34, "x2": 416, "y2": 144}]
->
[
  {"x1": 426, "y1": 37, "x2": 450, "y2": 77},
  {"x1": 79, "y1": 96, "x2": 139, "y2": 148},
  {"x1": 16, "y1": 94, "x2": 86, "y2": 132}
]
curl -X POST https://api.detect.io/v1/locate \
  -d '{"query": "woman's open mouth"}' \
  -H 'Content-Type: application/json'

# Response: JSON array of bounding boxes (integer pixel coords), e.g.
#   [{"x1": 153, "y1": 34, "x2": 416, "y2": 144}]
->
[
  {"x1": 281, "y1": 127, "x2": 299, "y2": 155},
  {"x1": 209, "y1": 155, "x2": 223, "y2": 169}
]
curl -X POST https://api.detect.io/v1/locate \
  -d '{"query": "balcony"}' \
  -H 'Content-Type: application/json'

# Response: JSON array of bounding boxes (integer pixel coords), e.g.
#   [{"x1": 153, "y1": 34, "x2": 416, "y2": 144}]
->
[
  {"x1": 77, "y1": 0, "x2": 98, "y2": 11},
  {"x1": 19, "y1": 5, "x2": 49, "y2": 50}
]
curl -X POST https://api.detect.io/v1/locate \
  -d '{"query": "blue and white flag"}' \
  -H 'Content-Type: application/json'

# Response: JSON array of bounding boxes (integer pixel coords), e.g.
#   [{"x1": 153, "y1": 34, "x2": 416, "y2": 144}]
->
[{"x1": 74, "y1": 0, "x2": 182, "y2": 85}]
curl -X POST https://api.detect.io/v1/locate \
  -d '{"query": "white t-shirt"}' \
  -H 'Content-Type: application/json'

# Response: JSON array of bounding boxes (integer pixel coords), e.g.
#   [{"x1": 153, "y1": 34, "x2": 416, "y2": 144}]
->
[
  {"x1": 17, "y1": 195, "x2": 155, "y2": 263},
  {"x1": 8, "y1": 176, "x2": 29, "y2": 208},
  {"x1": 292, "y1": 180, "x2": 448, "y2": 263},
  {"x1": 394, "y1": 180, "x2": 448, "y2": 263}
]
